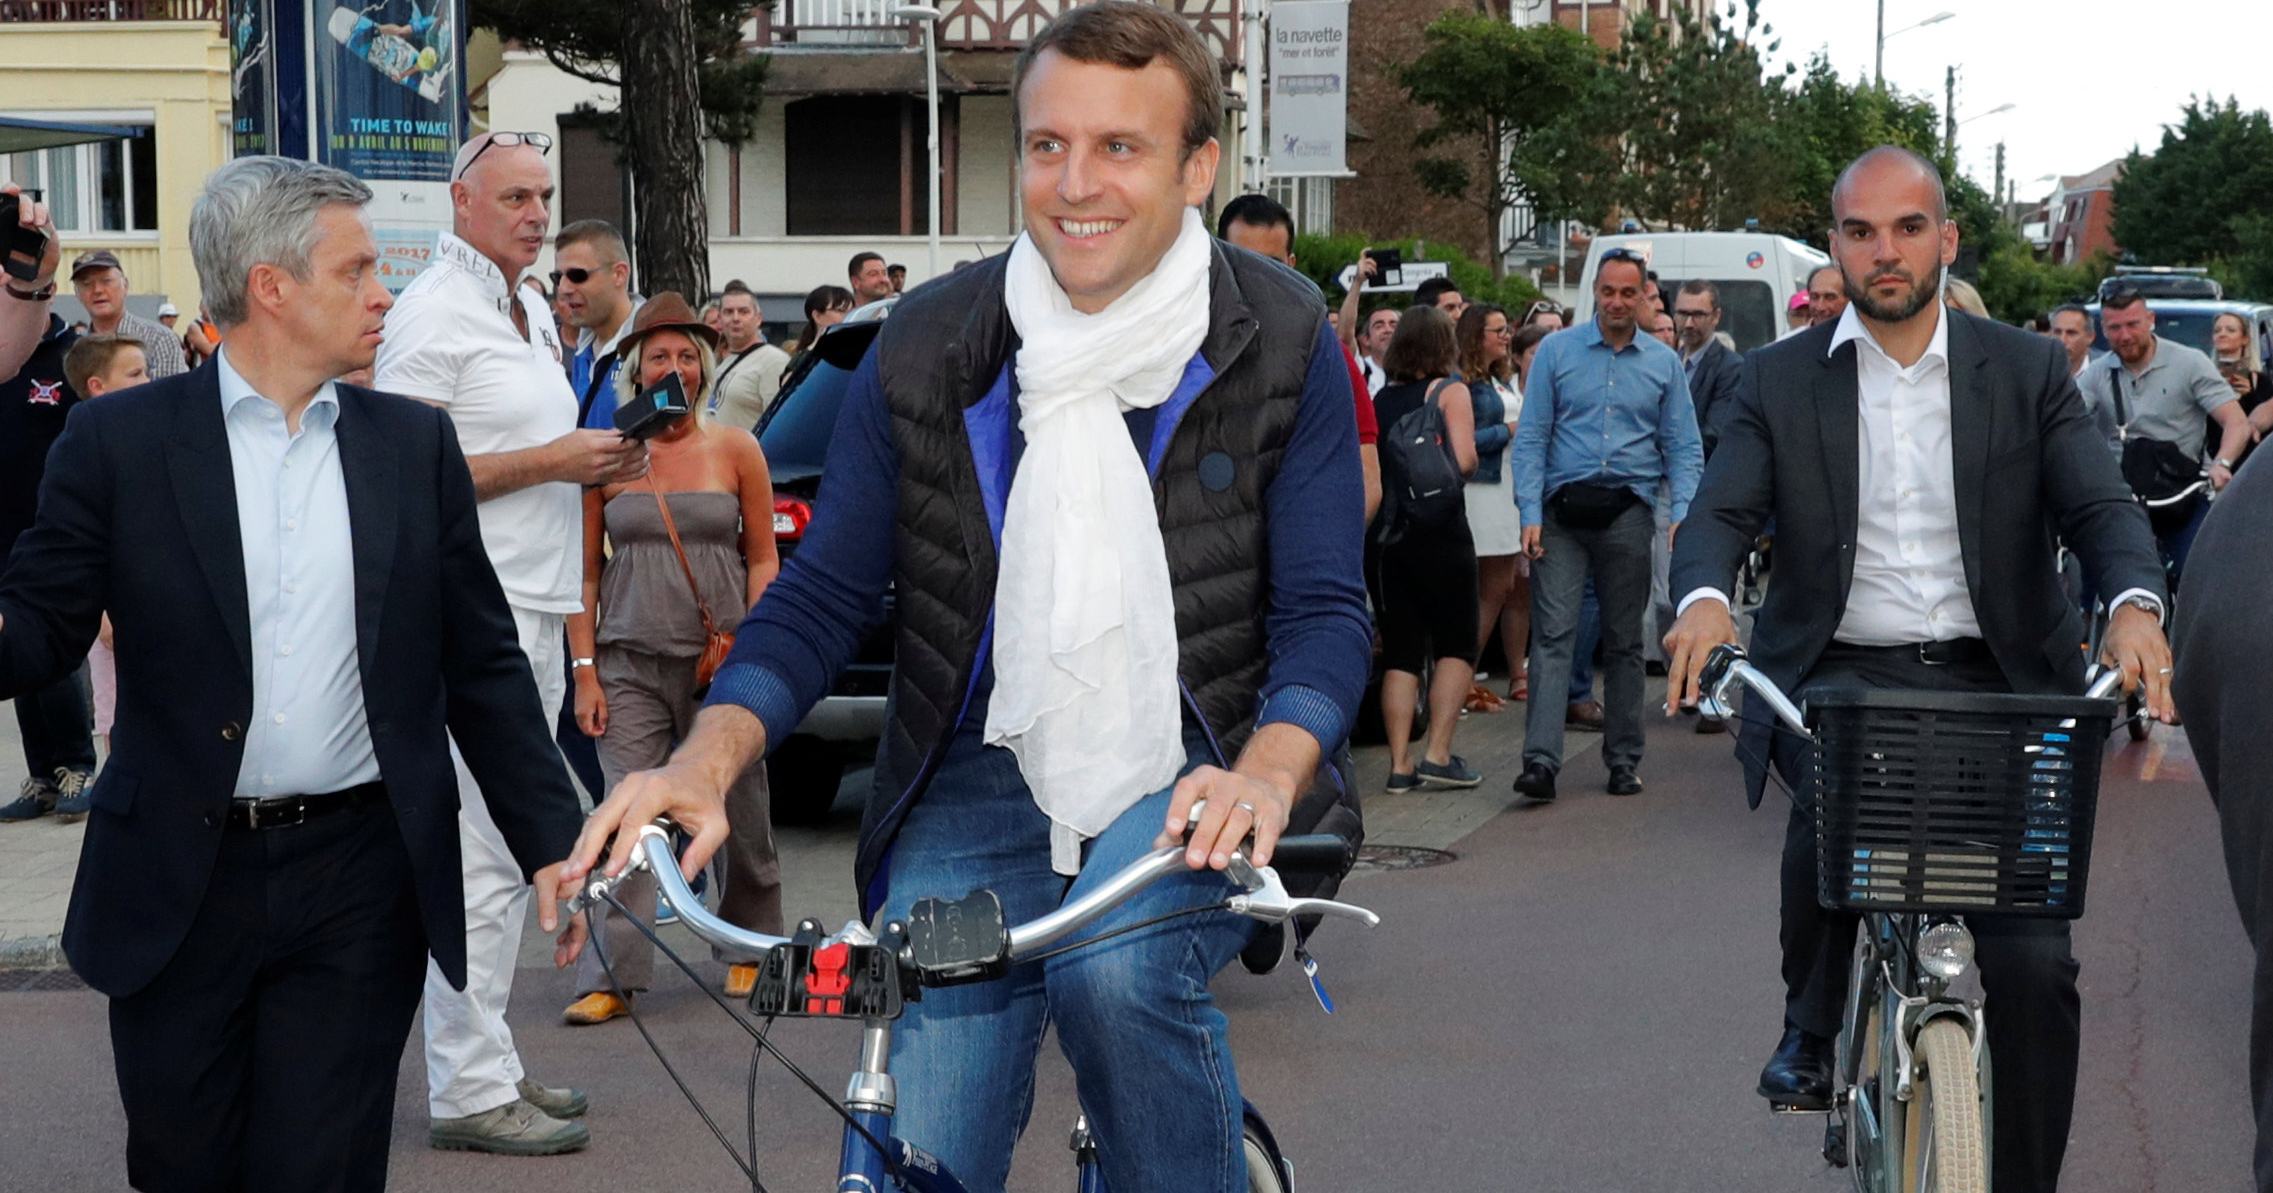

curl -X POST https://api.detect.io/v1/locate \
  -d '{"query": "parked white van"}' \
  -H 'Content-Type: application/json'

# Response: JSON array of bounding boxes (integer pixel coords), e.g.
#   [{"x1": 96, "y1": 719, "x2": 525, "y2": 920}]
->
[{"x1": 1575, "y1": 232, "x2": 1830, "y2": 354}]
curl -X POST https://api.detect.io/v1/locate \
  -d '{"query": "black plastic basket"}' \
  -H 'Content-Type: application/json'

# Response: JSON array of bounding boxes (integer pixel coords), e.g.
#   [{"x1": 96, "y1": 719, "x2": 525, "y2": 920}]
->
[{"x1": 1808, "y1": 687, "x2": 2117, "y2": 919}]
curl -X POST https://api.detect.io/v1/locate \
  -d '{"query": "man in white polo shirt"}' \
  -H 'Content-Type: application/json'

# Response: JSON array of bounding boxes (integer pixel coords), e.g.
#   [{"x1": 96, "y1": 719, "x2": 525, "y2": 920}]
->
[{"x1": 375, "y1": 130, "x2": 646, "y2": 1156}]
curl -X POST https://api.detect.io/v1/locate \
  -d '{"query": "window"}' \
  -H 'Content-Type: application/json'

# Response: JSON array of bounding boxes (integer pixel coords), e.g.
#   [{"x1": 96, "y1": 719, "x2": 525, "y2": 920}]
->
[
  {"x1": 1263, "y1": 174, "x2": 1334, "y2": 235},
  {"x1": 0, "y1": 123, "x2": 158, "y2": 234},
  {"x1": 784, "y1": 96, "x2": 926, "y2": 236}
]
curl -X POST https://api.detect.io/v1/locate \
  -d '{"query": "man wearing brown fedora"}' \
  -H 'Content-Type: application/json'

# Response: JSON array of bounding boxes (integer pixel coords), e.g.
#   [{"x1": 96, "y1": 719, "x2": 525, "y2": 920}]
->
[{"x1": 373, "y1": 131, "x2": 648, "y2": 1156}]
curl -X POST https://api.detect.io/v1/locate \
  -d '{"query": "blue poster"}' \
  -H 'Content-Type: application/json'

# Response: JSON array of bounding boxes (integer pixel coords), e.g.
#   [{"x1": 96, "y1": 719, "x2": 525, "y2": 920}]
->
[
  {"x1": 313, "y1": 0, "x2": 465, "y2": 289},
  {"x1": 229, "y1": 0, "x2": 277, "y2": 155}
]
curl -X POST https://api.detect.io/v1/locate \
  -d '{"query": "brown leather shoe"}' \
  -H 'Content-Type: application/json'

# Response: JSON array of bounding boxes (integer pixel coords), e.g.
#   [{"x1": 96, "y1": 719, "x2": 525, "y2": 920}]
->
[
  {"x1": 1565, "y1": 700, "x2": 1606, "y2": 732},
  {"x1": 562, "y1": 991, "x2": 632, "y2": 1026},
  {"x1": 724, "y1": 963, "x2": 760, "y2": 1000}
]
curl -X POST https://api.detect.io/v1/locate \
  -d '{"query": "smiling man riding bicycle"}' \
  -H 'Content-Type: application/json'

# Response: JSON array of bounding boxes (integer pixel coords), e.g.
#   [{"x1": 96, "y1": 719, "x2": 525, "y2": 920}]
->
[
  {"x1": 1664, "y1": 146, "x2": 2175, "y2": 1193},
  {"x1": 562, "y1": 5, "x2": 1371, "y2": 1191}
]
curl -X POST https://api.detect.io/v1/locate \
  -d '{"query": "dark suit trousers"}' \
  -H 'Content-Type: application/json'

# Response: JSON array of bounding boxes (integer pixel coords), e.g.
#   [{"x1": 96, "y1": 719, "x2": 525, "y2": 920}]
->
[
  {"x1": 1771, "y1": 644, "x2": 2080, "y2": 1193},
  {"x1": 15, "y1": 663, "x2": 96, "y2": 779},
  {"x1": 107, "y1": 798, "x2": 427, "y2": 1193}
]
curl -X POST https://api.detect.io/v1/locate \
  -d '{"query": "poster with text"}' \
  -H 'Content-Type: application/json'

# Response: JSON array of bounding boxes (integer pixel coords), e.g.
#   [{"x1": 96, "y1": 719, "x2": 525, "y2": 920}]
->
[
  {"x1": 315, "y1": 0, "x2": 465, "y2": 290},
  {"x1": 1267, "y1": 0, "x2": 1348, "y2": 177},
  {"x1": 229, "y1": 0, "x2": 277, "y2": 155}
]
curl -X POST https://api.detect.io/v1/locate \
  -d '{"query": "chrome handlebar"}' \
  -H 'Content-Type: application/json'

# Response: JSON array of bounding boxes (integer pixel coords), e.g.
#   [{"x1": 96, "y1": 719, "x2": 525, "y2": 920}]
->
[
  {"x1": 1694, "y1": 643, "x2": 2130, "y2": 735},
  {"x1": 567, "y1": 824, "x2": 1381, "y2": 964}
]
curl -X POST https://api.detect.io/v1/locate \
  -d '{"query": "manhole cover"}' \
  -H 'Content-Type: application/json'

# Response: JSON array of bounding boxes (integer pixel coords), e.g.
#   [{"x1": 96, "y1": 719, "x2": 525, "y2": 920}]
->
[
  {"x1": 1351, "y1": 844, "x2": 1456, "y2": 872},
  {"x1": 0, "y1": 969, "x2": 86, "y2": 993}
]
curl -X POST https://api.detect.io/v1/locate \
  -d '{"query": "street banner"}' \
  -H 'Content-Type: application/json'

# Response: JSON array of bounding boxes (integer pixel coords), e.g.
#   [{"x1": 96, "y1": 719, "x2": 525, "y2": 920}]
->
[
  {"x1": 1267, "y1": 0, "x2": 1347, "y2": 177},
  {"x1": 312, "y1": 0, "x2": 466, "y2": 290},
  {"x1": 228, "y1": 0, "x2": 277, "y2": 155}
]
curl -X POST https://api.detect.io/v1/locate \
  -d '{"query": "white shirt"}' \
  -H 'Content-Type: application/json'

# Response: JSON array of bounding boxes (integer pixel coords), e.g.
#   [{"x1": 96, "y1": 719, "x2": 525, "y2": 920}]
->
[
  {"x1": 216, "y1": 349, "x2": 380, "y2": 799},
  {"x1": 710, "y1": 339, "x2": 792, "y2": 431},
  {"x1": 1826, "y1": 303, "x2": 1979, "y2": 645},
  {"x1": 374, "y1": 233, "x2": 583, "y2": 613},
  {"x1": 1358, "y1": 353, "x2": 1385, "y2": 398}
]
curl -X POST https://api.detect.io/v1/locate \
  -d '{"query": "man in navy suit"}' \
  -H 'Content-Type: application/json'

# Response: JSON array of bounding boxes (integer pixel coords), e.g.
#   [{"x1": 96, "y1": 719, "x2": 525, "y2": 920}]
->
[{"x1": 0, "y1": 156, "x2": 588, "y2": 1191}]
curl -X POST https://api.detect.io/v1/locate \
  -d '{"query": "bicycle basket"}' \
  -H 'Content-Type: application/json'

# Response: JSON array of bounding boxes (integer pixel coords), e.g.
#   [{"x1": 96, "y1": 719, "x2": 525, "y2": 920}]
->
[{"x1": 1808, "y1": 687, "x2": 2117, "y2": 919}]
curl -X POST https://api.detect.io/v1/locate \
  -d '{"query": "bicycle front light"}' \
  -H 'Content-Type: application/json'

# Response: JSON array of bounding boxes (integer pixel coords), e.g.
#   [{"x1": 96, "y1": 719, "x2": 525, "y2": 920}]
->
[{"x1": 1916, "y1": 920, "x2": 1977, "y2": 981}]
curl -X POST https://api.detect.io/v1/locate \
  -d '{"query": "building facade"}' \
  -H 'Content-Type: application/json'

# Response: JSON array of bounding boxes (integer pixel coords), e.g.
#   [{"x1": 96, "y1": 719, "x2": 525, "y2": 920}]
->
[
  {"x1": 0, "y1": 0, "x2": 231, "y2": 321},
  {"x1": 2039, "y1": 158, "x2": 2120, "y2": 266}
]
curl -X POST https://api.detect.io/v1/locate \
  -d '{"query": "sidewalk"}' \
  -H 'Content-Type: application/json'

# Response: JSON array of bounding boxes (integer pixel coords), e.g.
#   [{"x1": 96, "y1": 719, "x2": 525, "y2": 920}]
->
[{"x1": 0, "y1": 703, "x2": 78, "y2": 968}]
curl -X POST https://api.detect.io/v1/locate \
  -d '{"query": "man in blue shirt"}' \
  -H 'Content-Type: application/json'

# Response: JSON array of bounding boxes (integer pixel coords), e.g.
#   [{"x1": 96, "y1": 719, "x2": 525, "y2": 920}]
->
[{"x1": 1510, "y1": 248, "x2": 1704, "y2": 801}]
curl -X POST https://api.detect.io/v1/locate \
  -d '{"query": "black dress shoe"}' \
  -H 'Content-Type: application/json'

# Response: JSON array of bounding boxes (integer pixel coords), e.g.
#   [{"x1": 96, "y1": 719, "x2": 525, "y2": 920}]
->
[
  {"x1": 1606, "y1": 766, "x2": 1642, "y2": 795},
  {"x1": 1757, "y1": 1025, "x2": 1835, "y2": 1111},
  {"x1": 1513, "y1": 762, "x2": 1557, "y2": 802}
]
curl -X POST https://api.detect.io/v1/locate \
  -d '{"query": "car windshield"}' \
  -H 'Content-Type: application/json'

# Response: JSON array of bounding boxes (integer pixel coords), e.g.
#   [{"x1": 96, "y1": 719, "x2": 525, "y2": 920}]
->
[{"x1": 2148, "y1": 311, "x2": 2220, "y2": 358}]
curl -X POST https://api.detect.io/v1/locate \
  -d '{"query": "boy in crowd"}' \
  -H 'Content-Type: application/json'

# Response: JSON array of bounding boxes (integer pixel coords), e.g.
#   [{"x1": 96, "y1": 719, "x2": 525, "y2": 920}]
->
[{"x1": 63, "y1": 333, "x2": 148, "y2": 400}]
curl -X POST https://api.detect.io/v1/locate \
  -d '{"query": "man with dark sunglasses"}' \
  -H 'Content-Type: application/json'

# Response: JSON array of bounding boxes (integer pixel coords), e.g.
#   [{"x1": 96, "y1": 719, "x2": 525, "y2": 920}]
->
[{"x1": 553, "y1": 219, "x2": 644, "y2": 427}]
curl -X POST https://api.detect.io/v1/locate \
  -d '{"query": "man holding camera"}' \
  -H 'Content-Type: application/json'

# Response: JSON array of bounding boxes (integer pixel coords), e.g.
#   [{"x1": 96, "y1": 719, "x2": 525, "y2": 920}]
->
[{"x1": 374, "y1": 131, "x2": 646, "y2": 1156}]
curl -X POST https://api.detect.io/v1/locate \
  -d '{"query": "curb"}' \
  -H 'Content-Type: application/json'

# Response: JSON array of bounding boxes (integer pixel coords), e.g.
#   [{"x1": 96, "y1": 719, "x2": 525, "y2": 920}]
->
[{"x1": 0, "y1": 934, "x2": 65, "y2": 971}]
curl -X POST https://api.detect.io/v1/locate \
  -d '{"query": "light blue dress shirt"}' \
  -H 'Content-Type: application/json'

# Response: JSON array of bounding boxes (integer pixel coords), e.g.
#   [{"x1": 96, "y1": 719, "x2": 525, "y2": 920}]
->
[
  {"x1": 215, "y1": 349, "x2": 380, "y2": 799},
  {"x1": 1510, "y1": 316, "x2": 1705, "y2": 528}
]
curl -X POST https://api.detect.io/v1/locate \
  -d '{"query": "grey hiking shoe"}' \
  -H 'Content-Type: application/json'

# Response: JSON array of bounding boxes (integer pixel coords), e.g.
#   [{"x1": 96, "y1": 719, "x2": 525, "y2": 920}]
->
[
  {"x1": 429, "y1": 1099, "x2": 590, "y2": 1155},
  {"x1": 1414, "y1": 755, "x2": 1483, "y2": 789},
  {"x1": 516, "y1": 1077, "x2": 589, "y2": 1119},
  {"x1": 0, "y1": 776, "x2": 56, "y2": 822},
  {"x1": 51, "y1": 769, "x2": 93, "y2": 825}
]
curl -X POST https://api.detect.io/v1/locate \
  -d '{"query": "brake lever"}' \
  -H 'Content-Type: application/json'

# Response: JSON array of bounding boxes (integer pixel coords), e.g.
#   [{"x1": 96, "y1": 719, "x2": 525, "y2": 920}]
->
[
  {"x1": 1225, "y1": 863, "x2": 1382, "y2": 928},
  {"x1": 564, "y1": 823, "x2": 669, "y2": 916}
]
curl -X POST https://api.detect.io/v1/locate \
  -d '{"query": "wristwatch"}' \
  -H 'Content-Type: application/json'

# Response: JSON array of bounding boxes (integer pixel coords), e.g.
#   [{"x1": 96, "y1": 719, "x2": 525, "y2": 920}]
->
[
  {"x1": 4, "y1": 279, "x2": 55, "y2": 302},
  {"x1": 2214, "y1": 457, "x2": 2237, "y2": 470},
  {"x1": 2114, "y1": 594, "x2": 2164, "y2": 621},
  {"x1": 570, "y1": 657, "x2": 596, "y2": 670}
]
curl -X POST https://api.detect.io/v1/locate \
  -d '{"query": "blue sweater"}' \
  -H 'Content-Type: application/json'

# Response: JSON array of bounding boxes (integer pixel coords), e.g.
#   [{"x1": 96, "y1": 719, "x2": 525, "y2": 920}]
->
[{"x1": 707, "y1": 320, "x2": 1371, "y2": 760}]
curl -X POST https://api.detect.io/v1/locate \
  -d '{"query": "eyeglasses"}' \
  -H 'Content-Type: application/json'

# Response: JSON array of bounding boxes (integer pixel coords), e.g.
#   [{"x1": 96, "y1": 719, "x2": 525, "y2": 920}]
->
[
  {"x1": 1671, "y1": 309, "x2": 1717, "y2": 321},
  {"x1": 454, "y1": 131, "x2": 553, "y2": 181},
  {"x1": 549, "y1": 266, "x2": 594, "y2": 286}
]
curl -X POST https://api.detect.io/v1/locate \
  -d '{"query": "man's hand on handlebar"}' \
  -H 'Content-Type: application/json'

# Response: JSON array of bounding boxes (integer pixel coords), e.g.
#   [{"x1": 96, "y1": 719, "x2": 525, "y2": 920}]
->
[
  {"x1": 563, "y1": 705, "x2": 766, "y2": 890},
  {"x1": 1161, "y1": 766, "x2": 1293, "y2": 872},
  {"x1": 2101, "y1": 602, "x2": 2177, "y2": 723},
  {"x1": 1663, "y1": 598, "x2": 1740, "y2": 714}
]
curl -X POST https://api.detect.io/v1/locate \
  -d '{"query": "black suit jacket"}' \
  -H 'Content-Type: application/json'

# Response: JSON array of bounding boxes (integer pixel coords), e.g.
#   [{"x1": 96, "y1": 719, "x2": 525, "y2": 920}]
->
[
  {"x1": 1670, "y1": 312, "x2": 2165, "y2": 804},
  {"x1": 0, "y1": 367, "x2": 582, "y2": 997},
  {"x1": 1686, "y1": 338, "x2": 1744, "y2": 456}
]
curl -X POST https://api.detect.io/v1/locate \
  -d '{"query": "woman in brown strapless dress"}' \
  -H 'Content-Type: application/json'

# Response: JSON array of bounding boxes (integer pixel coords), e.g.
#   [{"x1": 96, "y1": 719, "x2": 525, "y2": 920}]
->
[{"x1": 562, "y1": 293, "x2": 784, "y2": 1023}]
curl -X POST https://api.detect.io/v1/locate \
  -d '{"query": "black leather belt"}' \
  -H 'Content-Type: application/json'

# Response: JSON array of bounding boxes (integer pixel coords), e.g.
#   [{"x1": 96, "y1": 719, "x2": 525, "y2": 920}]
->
[
  {"x1": 226, "y1": 781, "x2": 384, "y2": 831},
  {"x1": 1831, "y1": 638, "x2": 1995, "y2": 667}
]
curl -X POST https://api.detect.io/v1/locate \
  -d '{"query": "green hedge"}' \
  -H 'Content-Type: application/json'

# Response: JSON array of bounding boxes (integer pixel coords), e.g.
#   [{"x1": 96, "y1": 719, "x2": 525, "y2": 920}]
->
[{"x1": 1293, "y1": 232, "x2": 1545, "y2": 315}]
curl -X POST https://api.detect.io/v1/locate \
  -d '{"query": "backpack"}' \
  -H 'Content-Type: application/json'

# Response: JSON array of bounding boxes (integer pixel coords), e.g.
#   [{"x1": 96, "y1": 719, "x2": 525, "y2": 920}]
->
[{"x1": 1376, "y1": 377, "x2": 1465, "y2": 541}]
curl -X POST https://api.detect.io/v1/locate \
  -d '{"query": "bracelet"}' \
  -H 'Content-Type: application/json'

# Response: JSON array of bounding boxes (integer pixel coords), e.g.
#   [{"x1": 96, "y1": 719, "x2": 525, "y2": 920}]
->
[
  {"x1": 4, "y1": 280, "x2": 55, "y2": 302},
  {"x1": 570, "y1": 657, "x2": 596, "y2": 670},
  {"x1": 2214, "y1": 458, "x2": 2236, "y2": 470}
]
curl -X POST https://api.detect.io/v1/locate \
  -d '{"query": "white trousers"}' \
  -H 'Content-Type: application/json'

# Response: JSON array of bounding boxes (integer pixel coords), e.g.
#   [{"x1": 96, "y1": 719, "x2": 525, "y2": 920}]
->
[{"x1": 422, "y1": 605, "x2": 568, "y2": 1119}]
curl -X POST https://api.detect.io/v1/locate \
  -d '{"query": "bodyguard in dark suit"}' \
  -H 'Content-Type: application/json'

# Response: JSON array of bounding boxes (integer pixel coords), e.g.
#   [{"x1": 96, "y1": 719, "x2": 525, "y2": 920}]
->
[
  {"x1": 2173, "y1": 458, "x2": 2273, "y2": 1192},
  {"x1": 1670, "y1": 279, "x2": 1745, "y2": 455},
  {"x1": 1665, "y1": 147, "x2": 2172, "y2": 1193},
  {"x1": 0, "y1": 157, "x2": 588, "y2": 1191}
]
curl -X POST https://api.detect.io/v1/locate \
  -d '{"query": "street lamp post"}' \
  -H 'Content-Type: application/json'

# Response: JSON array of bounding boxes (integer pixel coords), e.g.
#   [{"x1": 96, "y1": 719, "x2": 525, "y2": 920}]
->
[
  {"x1": 1875, "y1": 6, "x2": 1955, "y2": 86},
  {"x1": 894, "y1": 4, "x2": 943, "y2": 280}
]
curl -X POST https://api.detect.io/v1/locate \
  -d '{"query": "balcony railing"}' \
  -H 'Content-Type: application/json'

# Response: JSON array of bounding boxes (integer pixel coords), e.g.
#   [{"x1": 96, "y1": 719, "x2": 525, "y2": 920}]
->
[
  {"x1": 760, "y1": 0, "x2": 1240, "y2": 61},
  {"x1": 0, "y1": 0, "x2": 218, "y2": 19}
]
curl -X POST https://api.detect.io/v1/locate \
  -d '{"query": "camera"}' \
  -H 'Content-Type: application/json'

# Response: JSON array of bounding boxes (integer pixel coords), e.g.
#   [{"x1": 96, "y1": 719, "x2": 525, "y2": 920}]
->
[
  {"x1": 0, "y1": 191, "x2": 52, "y2": 284},
  {"x1": 1363, "y1": 247, "x2": 1402, "y2": 283},
  {"x1": 613, "y1": 370, "x2": 693, "y2": 441}
]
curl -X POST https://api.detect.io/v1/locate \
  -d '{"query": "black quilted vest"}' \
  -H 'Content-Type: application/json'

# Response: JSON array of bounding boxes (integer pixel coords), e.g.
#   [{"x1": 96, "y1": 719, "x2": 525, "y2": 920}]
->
[{"x1": 853, "y1": 242, "x2": 1350, "y2": 909}]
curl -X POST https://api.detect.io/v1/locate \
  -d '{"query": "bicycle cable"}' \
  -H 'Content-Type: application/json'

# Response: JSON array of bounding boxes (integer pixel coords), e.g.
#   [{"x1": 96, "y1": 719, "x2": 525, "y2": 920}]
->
[
  {"x1": 601, "y1": 890, "x2": 909, "y2": 1185},
  {"x1": 590, "y1": 906, "x2": 767, "y2": 1190},
  {"x1": 1015, "y1": 901, "x2": 1232, "y2": 967}
]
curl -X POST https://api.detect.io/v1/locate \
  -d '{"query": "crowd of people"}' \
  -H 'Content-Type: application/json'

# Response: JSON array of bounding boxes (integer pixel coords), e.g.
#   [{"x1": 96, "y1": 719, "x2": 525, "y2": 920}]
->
[{"x1": 0, "y1": 2, "x2": 2269, "y2": 1191}]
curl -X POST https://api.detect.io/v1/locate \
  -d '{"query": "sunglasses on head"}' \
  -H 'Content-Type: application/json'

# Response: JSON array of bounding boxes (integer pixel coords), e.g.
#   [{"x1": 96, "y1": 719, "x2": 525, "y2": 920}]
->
[{"x1": 454, "y1": 130, "x2": 553, "y2": 181}]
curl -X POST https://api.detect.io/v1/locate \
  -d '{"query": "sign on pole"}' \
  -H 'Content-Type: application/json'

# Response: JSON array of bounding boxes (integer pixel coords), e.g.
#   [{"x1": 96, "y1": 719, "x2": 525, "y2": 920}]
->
[
  {"x1": 234, "y1": 0, "x2": 466, "y2": 292},
  {"x1": 1267, "y1": 0, "x2": 1347, "y2": 177}
]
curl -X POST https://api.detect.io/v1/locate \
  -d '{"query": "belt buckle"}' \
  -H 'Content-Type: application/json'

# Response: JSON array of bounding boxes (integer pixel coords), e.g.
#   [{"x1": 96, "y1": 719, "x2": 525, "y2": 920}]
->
[
  {"x1": 248, "y1": 798, "x2": 305, "y2": 830},
  {"x1": 1917, "y1": 642, "x2": 1949, "y2": 666}
]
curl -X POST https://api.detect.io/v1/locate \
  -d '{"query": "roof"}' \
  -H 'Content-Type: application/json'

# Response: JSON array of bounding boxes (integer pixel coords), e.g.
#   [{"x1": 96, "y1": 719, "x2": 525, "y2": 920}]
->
[
  {"x1": 0, "y1": 115, "x2": 144, "y2": 155},
  {"x1": 759, "y1": 48, "x2": 1014, "y2": 95},
  {"x1": 2060, "y1": 158, "x2": 2124, "y2": 193}
]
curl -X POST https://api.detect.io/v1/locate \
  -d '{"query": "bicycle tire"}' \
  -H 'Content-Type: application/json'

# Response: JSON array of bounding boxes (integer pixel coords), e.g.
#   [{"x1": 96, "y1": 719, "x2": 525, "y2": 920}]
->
[
  {"x1": 1244, "y1": 1127, "x2": 1289, "y2": 1193},
  {"x1": 1902, "y1": 1018, "x2": 1988, "y2": 1193}
]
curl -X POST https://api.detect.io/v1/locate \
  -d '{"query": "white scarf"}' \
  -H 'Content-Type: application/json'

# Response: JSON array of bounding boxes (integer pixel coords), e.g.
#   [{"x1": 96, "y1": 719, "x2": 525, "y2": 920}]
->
[{"x1": 987, "y1": 206, "x2": 1214, "y2": 874}]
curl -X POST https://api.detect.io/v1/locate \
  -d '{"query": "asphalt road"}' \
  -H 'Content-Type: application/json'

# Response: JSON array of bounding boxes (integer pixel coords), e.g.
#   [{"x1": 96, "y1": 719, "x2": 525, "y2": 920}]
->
[{"x1": 0, "y1": 689, "x2": 2253, "y2": 1192}]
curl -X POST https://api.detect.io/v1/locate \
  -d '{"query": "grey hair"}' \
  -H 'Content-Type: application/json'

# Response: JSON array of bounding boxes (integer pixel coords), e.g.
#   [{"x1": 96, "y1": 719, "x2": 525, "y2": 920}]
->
[{"x1": 190, "y1": 156, "x2": 373, "y2": 329}]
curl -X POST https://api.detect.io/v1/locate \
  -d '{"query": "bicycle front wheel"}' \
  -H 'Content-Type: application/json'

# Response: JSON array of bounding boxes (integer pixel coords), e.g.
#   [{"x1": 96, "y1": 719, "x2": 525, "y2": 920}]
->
[{"x1": 1902, "y1": 1018, "x2": 1988, "y2": 1193}]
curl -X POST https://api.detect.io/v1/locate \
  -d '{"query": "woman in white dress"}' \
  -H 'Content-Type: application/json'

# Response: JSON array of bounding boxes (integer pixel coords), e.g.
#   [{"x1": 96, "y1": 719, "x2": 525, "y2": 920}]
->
[{"x1": 1457, "y1": 305, "x2": 1527, "y2": 709}]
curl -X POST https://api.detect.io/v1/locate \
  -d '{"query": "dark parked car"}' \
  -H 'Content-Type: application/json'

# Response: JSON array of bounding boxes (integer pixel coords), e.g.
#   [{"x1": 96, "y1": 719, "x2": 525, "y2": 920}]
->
[{"x1": 753, "y1": 316, "x2": 893, "y2": 823}]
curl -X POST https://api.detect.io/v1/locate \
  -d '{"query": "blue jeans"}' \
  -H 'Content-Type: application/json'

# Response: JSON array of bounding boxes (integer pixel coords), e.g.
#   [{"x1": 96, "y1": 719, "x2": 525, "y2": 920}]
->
[{"x1": 879, "y1": 730, "x2": 1255, "y2": 1193}]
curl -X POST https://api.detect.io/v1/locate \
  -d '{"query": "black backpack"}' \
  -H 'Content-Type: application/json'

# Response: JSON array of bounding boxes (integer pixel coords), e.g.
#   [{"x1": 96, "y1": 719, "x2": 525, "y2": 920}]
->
[{"x1": 1376, "y1": 377, "x2": 1465, "y2": 541}]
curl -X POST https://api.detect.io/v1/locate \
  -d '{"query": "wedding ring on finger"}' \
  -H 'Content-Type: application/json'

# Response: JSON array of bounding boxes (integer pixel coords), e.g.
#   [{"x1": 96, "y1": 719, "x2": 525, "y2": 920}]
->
[{"x1": 1234, "y1": 801, "x2": 1256, "y2": 817}]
